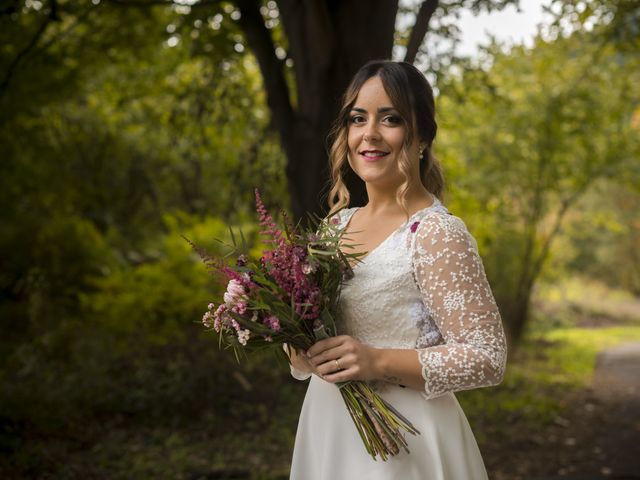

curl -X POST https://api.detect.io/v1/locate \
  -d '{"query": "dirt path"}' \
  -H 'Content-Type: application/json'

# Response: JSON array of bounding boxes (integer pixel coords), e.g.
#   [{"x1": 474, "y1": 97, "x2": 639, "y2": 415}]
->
[
  {"x1": 488, "y1": 342, "x2": 640, "y2": 480},
  {"x1": 583, "y1": 342, "x2": 640, "y2": 478}
]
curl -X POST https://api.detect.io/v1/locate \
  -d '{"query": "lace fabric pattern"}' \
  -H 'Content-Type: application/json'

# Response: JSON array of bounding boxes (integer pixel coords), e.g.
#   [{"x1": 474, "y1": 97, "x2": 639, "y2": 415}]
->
[
  {"x1": 408, "y1": 209, "x2": 507, "y2": 399},
  {"x1": 290, "y1": 200, "x2": 507, "y2": 400},
  {"x1": 336, "y1": 206, "x2": 444, "y2": 352}
]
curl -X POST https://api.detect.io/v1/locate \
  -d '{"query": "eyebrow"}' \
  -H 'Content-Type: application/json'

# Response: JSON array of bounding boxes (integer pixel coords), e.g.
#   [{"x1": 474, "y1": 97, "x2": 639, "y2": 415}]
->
[{"x1": 350, "y1": 106, "x2": 398, "y2": 113}]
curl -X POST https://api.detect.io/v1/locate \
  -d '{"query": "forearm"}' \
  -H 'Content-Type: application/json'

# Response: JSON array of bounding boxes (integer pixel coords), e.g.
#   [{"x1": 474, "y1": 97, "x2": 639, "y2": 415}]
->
[
  {"x1": 372, "y1": 348, "x2": 425, "y2": 391},
  {"x1": 307, "y1": 336, "x2": 428, "y2": 388}
]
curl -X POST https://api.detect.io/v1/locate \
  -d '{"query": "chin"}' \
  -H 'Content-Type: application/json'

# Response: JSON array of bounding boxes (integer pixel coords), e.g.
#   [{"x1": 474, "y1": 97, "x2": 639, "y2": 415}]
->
[
  {"x1": 349, "y1": 158, "x2": 402, "y2": 186},
  {"x1": 355, "y1": 171, "x2": 403, "y2": 189}
]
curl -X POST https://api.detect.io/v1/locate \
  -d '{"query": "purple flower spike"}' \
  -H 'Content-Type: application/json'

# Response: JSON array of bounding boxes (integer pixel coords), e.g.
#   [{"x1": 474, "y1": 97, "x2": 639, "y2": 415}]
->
[{"x1": 410, "y1": 221, "x2": 420, "y2": 233}]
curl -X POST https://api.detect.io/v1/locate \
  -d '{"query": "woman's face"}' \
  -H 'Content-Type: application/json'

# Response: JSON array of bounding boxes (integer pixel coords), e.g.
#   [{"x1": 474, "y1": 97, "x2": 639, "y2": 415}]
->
[{"x1": 347, "y1": 75, "x2": 419, "y2": 189}]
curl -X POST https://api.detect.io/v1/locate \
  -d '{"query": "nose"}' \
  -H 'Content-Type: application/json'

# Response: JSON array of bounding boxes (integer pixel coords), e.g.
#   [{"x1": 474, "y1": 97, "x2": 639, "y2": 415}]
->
[{"x1": 363, "y1": 122, "x2": 380, "y2": 142}]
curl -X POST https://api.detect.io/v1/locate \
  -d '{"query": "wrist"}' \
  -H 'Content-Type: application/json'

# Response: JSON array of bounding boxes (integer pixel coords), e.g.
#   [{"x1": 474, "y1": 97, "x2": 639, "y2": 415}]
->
[{"x1": 370, "y1": 347, "x2": 388, "y2": 381}]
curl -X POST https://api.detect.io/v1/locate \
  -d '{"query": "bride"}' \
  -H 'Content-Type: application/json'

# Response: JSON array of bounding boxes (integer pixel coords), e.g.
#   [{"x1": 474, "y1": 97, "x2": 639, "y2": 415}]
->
[{"x1": 287, "y1": 60, "x2": 507, "y2": 480}]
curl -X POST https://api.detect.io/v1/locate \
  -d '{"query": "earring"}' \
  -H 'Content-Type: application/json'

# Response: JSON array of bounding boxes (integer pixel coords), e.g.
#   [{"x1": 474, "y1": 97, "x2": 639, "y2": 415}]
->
[{"x1": 419, "y1": 141, "x2": 430, "y2": 160}]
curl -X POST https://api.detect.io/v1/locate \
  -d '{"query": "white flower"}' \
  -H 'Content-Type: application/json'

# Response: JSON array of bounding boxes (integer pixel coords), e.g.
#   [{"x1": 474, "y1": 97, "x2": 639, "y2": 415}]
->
[{"x1": 237, "y1": 329, "x2": 251, "y2": 346}]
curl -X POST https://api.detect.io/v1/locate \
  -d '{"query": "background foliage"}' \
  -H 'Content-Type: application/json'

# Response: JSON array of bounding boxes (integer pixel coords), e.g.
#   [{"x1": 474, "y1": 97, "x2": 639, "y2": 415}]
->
[{"x1": 1, "y1": 0, "x2": 638, "y2": 478}]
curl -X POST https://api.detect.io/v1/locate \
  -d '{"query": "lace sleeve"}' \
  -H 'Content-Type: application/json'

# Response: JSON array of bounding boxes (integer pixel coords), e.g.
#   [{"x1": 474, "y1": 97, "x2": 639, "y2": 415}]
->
[
  {"x1": 410, "y1": 213, "x2": 507, "y2": 399},
  {"x1": 290, "y1": 363, "x2": 312, "y2": 381}
]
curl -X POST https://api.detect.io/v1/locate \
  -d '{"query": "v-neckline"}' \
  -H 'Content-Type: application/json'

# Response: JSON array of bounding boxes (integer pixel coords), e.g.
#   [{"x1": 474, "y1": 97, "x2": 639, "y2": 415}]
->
[{"x1": 340, "y1": 197, "x2": 441, "y2": 270}]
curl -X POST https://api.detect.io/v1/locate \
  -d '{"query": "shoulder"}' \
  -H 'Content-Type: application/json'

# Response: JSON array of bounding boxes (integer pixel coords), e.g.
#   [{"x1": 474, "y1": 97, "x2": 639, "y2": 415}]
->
[
  {"x1": 411, "y1": 207, "x2": 479, "y2": 254},
  {"x1": 327, "y1": 207, "x2": 358, "y2": 230}
]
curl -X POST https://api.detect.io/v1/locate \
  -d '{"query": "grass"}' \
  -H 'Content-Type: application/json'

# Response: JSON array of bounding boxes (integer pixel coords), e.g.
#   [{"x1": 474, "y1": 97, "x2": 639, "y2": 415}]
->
[{"x1": 1, "y1": 384, "x2": 302, "y2": 480}]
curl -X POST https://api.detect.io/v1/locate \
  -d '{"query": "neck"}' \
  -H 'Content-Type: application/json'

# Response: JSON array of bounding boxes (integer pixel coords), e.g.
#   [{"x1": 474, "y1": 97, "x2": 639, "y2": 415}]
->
[{"x1": 364, "y1": 180, "x2": 433, "y2": 217}]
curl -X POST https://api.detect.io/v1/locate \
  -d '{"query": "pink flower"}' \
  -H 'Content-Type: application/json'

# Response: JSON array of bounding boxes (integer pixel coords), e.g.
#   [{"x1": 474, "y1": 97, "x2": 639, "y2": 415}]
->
[
  {"x1": 255, "y1": 188, "x2": 284, "y2": 243},
  {"x1": 410, "y1": 221, "x2": 420, "y2": 233},
  {"x1": 224, "y1": 279, "x2": 247, "y2": 306},
  {"x1": 212, "y1": 304, "x2": 228, "y2": 333},
  {"x1": 236, "y1": 254, "x2": 248, "y2": 267},
  {"x1": 264, "y1": 315, "x2": 281, "y2": 332},
  {"x1": 220, "y1": 267, "x2": 257, "y2": 292},
  {"x1": 202, "y1": 311, "x2": 214, "y2": 328},
  {"x1": 234, "y1": 301, "x2": 247, "y2": 315}
]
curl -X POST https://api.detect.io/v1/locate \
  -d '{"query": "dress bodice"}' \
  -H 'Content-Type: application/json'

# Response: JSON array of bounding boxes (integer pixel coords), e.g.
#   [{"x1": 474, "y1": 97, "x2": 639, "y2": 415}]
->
[
  {"x1": 291, "y1": 198, "x2": 507, "y2": 401},
  {"x1": 336, "y1": 202, "x2": 446, "y2": 351}
]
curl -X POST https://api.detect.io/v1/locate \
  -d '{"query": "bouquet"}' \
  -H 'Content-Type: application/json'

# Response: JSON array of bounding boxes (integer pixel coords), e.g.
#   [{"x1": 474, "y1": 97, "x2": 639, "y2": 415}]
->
[{"x1": 189, "y1": 189, "x2": 419, "y2": 461}]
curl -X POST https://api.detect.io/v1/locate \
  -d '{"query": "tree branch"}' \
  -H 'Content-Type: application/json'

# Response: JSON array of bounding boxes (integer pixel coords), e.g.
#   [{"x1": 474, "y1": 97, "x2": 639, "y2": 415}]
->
[
  {"x1": 234, "y1": 0, "x2": 294, "y2": 145},
  {"x1": 404, "y1": 0, "x2": 438, "y2": 64},
  {"x1": 31, "y1": 5, "x2": 93, "y2": 59},
  {"x1": 106, "y1": 0, "x2": 222, "y2": 6},
  {"x1": 0, "y1": 0, "x2": 59, "y2": 97},
  {"x1": 529, "y1": 188, "x2": 582, "y2": 286}
]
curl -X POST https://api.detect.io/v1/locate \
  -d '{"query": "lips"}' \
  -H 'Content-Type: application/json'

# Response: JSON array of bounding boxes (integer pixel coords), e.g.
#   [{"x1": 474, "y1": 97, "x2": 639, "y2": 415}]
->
[{"x1": 359, "y1": 149, "x2": 390, "y2": 160}]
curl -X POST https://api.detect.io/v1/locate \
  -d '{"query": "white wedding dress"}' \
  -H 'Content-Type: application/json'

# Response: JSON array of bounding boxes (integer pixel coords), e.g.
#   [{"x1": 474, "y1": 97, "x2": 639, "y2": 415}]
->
[{"x1": 289, "y1": 198, "x2": 508, "y2": 480}]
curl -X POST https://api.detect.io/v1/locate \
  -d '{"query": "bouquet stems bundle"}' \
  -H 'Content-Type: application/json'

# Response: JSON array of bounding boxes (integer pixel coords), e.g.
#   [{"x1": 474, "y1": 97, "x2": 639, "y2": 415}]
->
[{"x1": 189, "y1": 190, "x2": 419, "y2": 460}]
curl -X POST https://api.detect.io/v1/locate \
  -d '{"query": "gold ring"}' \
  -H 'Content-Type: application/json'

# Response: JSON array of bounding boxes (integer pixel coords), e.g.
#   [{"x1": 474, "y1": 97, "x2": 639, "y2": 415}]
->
[{"x1": 335, "y1": 359, "x2": 341, "y2": 370}]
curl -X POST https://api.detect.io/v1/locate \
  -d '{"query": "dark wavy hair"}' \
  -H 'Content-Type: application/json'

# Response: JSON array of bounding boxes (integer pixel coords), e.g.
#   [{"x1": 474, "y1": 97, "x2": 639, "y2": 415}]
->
[{"x1": 326, "y1": 60, "x2": 445, "y2": 216}]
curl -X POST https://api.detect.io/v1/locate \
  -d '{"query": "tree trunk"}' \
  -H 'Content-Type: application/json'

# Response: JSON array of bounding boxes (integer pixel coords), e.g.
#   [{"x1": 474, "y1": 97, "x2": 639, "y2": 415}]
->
[
  {"x1": 281, "y1": 0, "x2": 401, "y2": 219},
  {"x1": 237, "y1": 0, "x2": 401, "y2": 220},
  {"x1": 502, "y1": 280, "x2": 534, "y2": 346}
]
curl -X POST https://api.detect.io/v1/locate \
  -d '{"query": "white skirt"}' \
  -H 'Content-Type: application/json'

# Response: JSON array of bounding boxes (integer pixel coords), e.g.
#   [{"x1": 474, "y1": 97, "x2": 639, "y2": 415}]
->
[{"x1": 290, "y1": 375, "x2": 488, "y2": 480}]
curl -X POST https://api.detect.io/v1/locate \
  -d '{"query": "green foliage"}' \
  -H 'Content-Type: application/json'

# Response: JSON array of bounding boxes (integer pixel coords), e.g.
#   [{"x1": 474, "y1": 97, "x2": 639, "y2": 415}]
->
[
  {"x1": 552, "y1": 181, "x2": 640, "y2": 294},
  {"x1": 84, "y1": 214, "x2": 229, "y2": 340},
  {"x1": 0, "y1": 212, "x2": 304, "y2": 480},
  {"x1": 437, "y1": 28, "x2": 640, "y2": 337},
  {"x1": 0, "y1": 2, "x2": 289, "y2": 436},
  {"x1": 548, "y1": 0, "x2": 640, "y2": 51},
  {"x1": 0, "y1": 5, "x2": 290, "y2": 475},
  {"x1": 1, "y1": 215, "x2": 212, "y2": 423},
  {"x1": 1, "y1": 1, "x2": 288, "y2": 238},
  {"x1": 1, "y1": 1, "x2": 639, "y2": 476}
]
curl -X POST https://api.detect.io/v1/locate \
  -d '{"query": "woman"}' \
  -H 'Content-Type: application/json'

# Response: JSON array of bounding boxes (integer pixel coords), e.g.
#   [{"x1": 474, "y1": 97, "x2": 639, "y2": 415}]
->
[{"x1": 288, "y1": 60, "x2": 507, "y2": 480}]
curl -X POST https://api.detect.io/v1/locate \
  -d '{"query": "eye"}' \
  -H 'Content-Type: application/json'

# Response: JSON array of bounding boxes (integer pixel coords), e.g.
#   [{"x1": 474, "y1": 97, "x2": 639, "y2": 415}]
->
[
  {"x1": 349, "y1": 115, "x2": 365, "y2": 125},
  {"x1": 384, "y1": 115, "x2": 403, "y2": 125}
]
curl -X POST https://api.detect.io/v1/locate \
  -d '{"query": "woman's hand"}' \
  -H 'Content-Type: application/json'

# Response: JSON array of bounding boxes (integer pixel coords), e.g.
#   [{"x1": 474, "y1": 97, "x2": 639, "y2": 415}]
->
[
  {"x1": 306, "y1": 335, "x2": 381, "y2": 383},
  {"x1": 286, "y1": 344, "x2": 314, "y2": 375}
]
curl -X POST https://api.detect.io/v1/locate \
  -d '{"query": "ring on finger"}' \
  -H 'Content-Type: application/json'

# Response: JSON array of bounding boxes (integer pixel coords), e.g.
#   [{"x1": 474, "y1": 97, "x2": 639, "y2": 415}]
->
[{"x1": 335, "y1": 358, "x2": 342, "y2": 371}]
